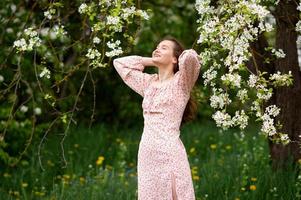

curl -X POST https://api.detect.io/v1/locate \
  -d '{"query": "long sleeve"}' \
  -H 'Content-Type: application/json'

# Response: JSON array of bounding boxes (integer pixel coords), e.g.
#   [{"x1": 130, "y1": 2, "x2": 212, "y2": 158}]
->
[
  {"x1": 113, "y1": 55, "x2": 156, "y2": 97},
  {"x1": 175, "y1": 49, "x2": 201, "y2": 96}
]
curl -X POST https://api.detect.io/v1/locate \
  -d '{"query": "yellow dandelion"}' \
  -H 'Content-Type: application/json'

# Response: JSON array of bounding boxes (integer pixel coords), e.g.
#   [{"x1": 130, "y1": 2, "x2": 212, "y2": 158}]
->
[
  {"x1": 118, "y1": 172, "x2": 125, "y2": 178},
  {"x1": 34, "y1": 191, "x2": 45, "y2": 196},
  {"x1": 63, "y1": 174, "x2": 70, "y2": 180},
  {"x1": 225, "y1": 145, "x2": 232, "y2": 150},
  {"x1": 210, "y1": 144, "x2": 217, "y2": 150},
  {"x1": 74, "y1": 143, "x2": 79, "y2": 148},
  {"x1": 47, "y1": 160, "x2": 55, "y2": 167},
  {"x1": 3, "y1": 173, "x2": 11, "y2": 178},
  {"x1": 192, "y1": 166, "x2": 198, "y2": 174},
  {"x1": 96, "y1": 156, "x2": 105, "y2": 166},
  {"x1": 79, "y1": 177, "x2": 85, "y2": 184},
  {"x1": 13, "y1": 191, "x2": 20, "y2": 196},
  {"x1": 250, "y1": 185, "x2": 256, "y2": 191},
  {"x1": 235, "y1": 198, "x2": 240, "y2": 200},
  {"x1": 192, "y1": 175, "x2": 200, "y2": 181},
  {"x1": 251, "y1": 177, "x2": 257, "y2": 182},
  {"x1": 189, "y1": 147, "x2": 196, "y2": 154},
  {"x1": 21, "y1": 182, "x2": 28, "y2": 188}
]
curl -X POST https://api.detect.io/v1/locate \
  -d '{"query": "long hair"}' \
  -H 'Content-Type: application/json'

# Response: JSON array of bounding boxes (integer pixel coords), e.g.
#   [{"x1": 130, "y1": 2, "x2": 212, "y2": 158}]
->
[{"x1": 160, "y1": 36, "x2": 199, "y2": 128}]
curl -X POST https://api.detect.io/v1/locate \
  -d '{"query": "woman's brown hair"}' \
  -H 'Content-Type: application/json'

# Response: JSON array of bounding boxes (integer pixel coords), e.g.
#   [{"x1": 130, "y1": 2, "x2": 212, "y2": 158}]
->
[{"x1": 160, "y1": 36, "x2": 199, "y2": 127}]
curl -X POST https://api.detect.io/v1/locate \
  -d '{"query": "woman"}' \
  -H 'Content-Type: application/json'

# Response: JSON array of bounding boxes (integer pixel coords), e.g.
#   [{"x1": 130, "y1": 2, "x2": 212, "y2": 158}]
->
[{"x1": 113, "y1": 37, "x2": 201, "y2": 200}]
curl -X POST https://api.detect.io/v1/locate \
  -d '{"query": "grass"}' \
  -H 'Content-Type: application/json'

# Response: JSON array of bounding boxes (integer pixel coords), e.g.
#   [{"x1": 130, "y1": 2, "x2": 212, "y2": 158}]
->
[{"x1": 0, "y1": 120, "x2": 300, "y2": 200}]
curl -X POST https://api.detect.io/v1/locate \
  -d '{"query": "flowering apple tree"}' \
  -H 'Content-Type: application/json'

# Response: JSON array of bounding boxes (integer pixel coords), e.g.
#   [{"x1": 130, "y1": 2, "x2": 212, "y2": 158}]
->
[
  {"x1": 195, "y1": 0, "x2": 301, "y2": 164},
  {"x1": 0, "y1": 0, "x2": 150, "y2": 168}
]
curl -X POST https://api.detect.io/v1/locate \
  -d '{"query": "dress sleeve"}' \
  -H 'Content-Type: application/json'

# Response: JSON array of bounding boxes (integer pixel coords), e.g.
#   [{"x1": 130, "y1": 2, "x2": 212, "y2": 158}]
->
[
  {"x1": 113, "y1": 55, "x2": 156, "y2": 97},
  {"x1": 175, "y1": 49, "x2": 201, "y2": 96}
]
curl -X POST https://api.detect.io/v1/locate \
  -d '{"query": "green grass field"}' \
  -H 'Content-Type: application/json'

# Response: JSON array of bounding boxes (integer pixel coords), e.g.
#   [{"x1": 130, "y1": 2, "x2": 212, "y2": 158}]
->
[{"x1": 1, "y1": 120, "x2": 300, "y2": 200}]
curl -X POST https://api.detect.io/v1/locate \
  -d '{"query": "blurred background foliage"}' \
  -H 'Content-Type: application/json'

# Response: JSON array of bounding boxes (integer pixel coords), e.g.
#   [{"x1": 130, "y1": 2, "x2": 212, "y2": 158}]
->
[{"x1": 0, "y1": 0, "x2": 210, "y2": 168}]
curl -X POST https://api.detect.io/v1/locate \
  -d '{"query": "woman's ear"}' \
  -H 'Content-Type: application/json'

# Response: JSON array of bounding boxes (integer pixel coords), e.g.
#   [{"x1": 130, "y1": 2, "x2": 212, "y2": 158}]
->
[{"x1": 172, "y1": 56, "x2": 177, "y2": 64}]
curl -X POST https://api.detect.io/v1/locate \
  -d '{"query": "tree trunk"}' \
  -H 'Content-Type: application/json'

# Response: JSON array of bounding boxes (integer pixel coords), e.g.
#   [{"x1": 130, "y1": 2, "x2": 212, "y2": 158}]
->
[
  {"x1": 249, "y1": 0, "x2": 301, "y2": 169},
  {"x1": 270, "y1": 0, "x2": 301, "y2": 168}
]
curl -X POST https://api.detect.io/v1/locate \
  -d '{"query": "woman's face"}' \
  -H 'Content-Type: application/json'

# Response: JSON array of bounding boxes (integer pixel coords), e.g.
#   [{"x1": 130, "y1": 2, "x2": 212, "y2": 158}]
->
[{"x1": 152, "y1": 40, "x2": 177, "y2": 67}]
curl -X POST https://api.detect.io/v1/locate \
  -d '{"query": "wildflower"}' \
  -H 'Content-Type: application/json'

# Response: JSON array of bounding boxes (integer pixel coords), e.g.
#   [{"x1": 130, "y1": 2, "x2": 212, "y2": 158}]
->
[
  {"x1": 251, "y1": 177, "x2": 257, "y2": 182},
  {"x1": 0, "y1": 75, "x2": 4, "y2": 82},
  {"x1": 250, "y1": 185, "x2": 256, "y2": 191},
  {"x1": 210, "y1": 144, "x2": 217, "y2": 149},
  {"x1": 189, "y1": 147, "x2": 196, "y2": 154},
  {"x1": 20, "y1": 105, "x2": 28, "y2": 113},
  {"x1": 79, "y1": 176, "x2": 85, "y2": 184},
  {"x1": 21, "y1": 182, "x2": 28, "y2": 188},
  {"x1": 3, "y1": 173, "x2": 11, "y2": 178},
  {"x1": 96, "y1": 156, "x2": 105, "y2": 166},
  {"x1": 34, "y1": 107, "x2": 42, "y2": 115},
  {"x1": 192, "y1": 175, "x2": 200, "y2": 181}
]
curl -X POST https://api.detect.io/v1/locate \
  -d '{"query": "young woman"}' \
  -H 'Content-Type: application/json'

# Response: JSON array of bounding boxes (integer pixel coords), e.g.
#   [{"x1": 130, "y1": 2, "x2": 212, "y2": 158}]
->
[{"x1": 113, "y1": 37, "x2": 201, "y2": 200}]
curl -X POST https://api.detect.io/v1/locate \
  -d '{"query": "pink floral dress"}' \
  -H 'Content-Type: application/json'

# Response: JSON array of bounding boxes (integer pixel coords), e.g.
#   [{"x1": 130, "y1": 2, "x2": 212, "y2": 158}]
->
[{"x1": 113, "y1": 49, "x2": 201, "y2": 200}]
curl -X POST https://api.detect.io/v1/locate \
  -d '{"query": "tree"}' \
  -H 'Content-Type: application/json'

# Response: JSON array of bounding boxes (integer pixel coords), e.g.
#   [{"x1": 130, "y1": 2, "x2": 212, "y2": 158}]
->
[{"x1": 195, "y1": 0, "x2": 301, "y2": 168}]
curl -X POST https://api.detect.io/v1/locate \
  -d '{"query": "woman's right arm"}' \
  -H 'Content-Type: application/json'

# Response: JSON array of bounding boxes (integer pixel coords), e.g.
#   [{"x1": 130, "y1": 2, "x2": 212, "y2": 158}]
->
[{"x1": 113, "y1": 56, "x2": 156, "y2": 97}]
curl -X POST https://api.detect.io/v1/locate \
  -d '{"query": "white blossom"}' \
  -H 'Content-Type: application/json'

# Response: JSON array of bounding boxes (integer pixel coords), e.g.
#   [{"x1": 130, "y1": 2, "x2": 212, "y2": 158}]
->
[
  {"x1": 78, "y1": 3, "x2": 88, "y2": 14},
  {"x1": 136, "y1": 10, "x2": 150, "y2": 20},
  {"x1": 39, "y1": 67, "x2": 51, "y2": 79},
  {"x1": 232, "y1": 110, "x2": 249, "y2": 129},
  {"x1": 203, "y1": 66, "x2": 217, "y2": 86},
  {"x1": 13, "y1": 38, "x2": 27, "y2": 51},
  {"x1": 212, "y1": 110, "x2": 233, "y2": 129},
  {"x1": 210, "y1": 91, "x2": 231, "y2": 109},
  {"x1": 122, "y1": 6, "x2": 136, "y2": 18},
  {"x1": 195, "y1": 0, "x2": 214, "y2": 15},
  {"x1": 271, "y1": 49, "x2": 286, "y2": 58},
  {"x1": 221, "y1": 73, "x2": 241, "y2": 88},
  {"x1": 296, "y1": 21, "x2": 301, "y2": 33},
  {"x1": 237, "y1": 89, "x2": 248, "y2": 103},
  {"x1": 261, "y1": 114, "x2": 277, "y2": 136},
  {"x1": 44, "y1": 8, "x2": 56, "y2": 20},
  {"x1": 247, "y1": 74, "x2": 258, "y2": 88},
  {"x1": 20, "y1": 105, "x2": 28, "y2": 113},
  {"x1": 105, "y1": 40, "x2": 123, "y2": 57},
  {"x1": 93, "y1": 37, "x2": 101, "y2": 44},
  {"x1": 269, "y1": 71, "x2": 292, "y2": 87},
  {"x1": 86, "y1": 48, "x2": 101, "y2": 60},
  {"x1": 34, "y1": 107, "x2": 42, "y2": 115},
  {"x1": 13, "y1": 27, "x2": 41, "y2": 52},
  {"x1": 265, "y1": 105, "x2": 280, "y2": 117},
  {"x1": 106, "y1": 16, "x2": 120, "y2": 25},
  {"x1": 256, "y1": 86, "x2": 272, "y2": 101},
  {"x1": 297, "y1": 3, "x2": 301, "y2": 11},
  {"x1": 0, "y1": 75, "x2": 4, "y2": 82},
  {"x1": 280, "y1": 134, "x2": 290, "y2": 144}
]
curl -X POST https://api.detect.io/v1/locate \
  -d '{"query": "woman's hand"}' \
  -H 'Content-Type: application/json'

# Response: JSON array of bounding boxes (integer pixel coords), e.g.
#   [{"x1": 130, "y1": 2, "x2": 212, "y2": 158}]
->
[{"x1": 141, "y1": 57, "x2": 155, "y2": 67}]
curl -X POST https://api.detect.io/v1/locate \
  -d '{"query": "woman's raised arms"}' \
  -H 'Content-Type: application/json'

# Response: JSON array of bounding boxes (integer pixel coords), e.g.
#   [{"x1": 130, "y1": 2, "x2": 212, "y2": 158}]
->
[{"x1": 113, "y1": 56, "x2": 156, "y2": 97}]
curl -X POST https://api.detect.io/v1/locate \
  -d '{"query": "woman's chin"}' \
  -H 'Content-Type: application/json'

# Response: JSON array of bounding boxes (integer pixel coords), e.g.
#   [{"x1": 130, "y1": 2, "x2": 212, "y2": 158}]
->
[{"x1": 152, "y1": 57, "x2": 163, "y2": 64}]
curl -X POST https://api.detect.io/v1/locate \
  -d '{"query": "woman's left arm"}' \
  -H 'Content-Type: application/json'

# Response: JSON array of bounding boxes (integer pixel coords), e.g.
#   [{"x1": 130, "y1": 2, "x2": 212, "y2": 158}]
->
[{"x1": 176, "y1": 49, "x2": 201, "y2": 95}]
